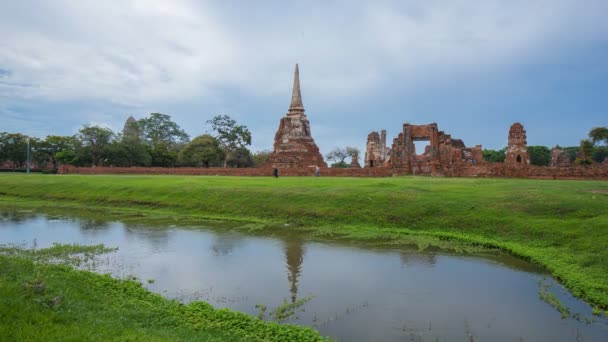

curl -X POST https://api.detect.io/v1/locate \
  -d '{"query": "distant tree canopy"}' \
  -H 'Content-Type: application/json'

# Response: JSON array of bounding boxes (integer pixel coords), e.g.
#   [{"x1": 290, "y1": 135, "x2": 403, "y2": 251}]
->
[
  {"x1": 138, "y1": 113, "x2": 189, "y2": 148},
  {"x1": 78, "y1": 126, "x2": 114, "y2": 167},
  {"x1": 0, "y1": 133, "x2": 30, "y2": 168},
  {"x1": 326, "y1": 146, "x2": 359, "y2": 167},
  {"x1": 252, "y1": 150, "x2": 272, "y2": 167},
  {"x1": 178, "y1": 134, "x2": 224, "y2": 167},
  {"x1": 36, "y1": 135, "x2": 80, "y2": 169},
  {"x1": 527, "y1": 146, "x2": 551, "y2": 166},
  {"x1": 482, "y1": 148, "x2": 506, "y2": 163},
  {"x1": 577, "y1": 139, "x2": 595, "y2": 165},
  {"x1": 206, "y1": 115, "x2": 252, "y2": 167},
  {"x1": 589, "y1": 127, "x2": 608, "y2": 145}
]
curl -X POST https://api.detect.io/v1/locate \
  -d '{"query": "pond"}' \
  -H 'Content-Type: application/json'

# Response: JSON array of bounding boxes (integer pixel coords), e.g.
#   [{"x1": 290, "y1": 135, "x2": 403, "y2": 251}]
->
[{"x1": 1, "y1": 211, "x2": 607, "y2": 341}]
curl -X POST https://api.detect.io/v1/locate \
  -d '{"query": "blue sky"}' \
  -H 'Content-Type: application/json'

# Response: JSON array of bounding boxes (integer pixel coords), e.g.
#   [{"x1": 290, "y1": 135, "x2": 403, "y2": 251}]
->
[{"x1": 1, "y1": 0, "x2": 607, "y2": 154}]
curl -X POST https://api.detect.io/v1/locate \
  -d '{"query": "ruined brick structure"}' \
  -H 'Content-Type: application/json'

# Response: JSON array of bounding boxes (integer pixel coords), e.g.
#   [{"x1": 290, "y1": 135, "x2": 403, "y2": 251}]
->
[
  {"x1": 505, "y1": 123, "x2": 529, "y2": 165},
  {"x1": 388, "y1": 123, "x2": 482, "y2": 175},
  {"x1": 349, "y1": 152, "x2": 361, "y2": 168},
  {"x1": 365, "y1": 130, "x2": 391, "y2": 167},
  {"x1": 266, "y1": 64, "x2": 326, "y2": 168},
  {"x1": 551, "y1": 147, "x2": 572, "y2": 167}
]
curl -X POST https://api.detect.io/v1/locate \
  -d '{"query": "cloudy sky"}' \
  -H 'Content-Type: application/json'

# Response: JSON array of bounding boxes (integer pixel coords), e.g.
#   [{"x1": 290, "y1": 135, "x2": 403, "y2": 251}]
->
[{"x1": 1, "y1": 0, "x2": 607, "y2": 154}]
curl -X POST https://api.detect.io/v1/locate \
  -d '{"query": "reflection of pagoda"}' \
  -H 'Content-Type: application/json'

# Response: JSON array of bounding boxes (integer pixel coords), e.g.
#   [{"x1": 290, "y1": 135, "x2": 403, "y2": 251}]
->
[{"x1": 284, "y1": 238, "x2": 305, "y2": 303}]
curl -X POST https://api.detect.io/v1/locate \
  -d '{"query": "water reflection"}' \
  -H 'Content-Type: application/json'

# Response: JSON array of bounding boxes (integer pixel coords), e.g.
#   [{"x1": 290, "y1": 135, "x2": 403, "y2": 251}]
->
[
  {"x1": 399, "y1": 250, "x2": 437, "y2": 268},
  {"x1": 284, "y1": 237, "x2": 305, "y2": 304},
  {"x1": 1, "y1": 211, "x2": 607, "y2": 342}
]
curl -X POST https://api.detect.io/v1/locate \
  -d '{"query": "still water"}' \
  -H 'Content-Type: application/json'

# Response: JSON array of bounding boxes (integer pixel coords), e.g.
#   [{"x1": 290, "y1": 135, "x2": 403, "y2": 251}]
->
[{"x1": 1, "y1": 211, "x2": 607, "y2": 341}]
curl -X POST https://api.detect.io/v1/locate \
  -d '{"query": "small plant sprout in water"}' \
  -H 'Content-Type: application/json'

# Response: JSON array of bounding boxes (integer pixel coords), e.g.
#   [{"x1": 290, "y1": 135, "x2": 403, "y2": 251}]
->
[{"x1": 255, "y1": 296, "x2": 313, "y2": 323}]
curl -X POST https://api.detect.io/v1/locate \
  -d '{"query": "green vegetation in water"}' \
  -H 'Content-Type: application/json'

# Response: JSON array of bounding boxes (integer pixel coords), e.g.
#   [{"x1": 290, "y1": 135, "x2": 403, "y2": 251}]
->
[
  {"x1": 0, "y1": 174, "x2": 607, "y2": 311},
  {"x1": 256, "y1": 296, "x2": 314, "y2": 323},
  {"x1": 0, "y1": 244, "x2": 328, "y2": 341},
  {"x1": 538, "y1": 279, "x2": 571, "y2": 319},
  {"x1": 0, "y1": 242, "x2": 117, "y2": 267}
]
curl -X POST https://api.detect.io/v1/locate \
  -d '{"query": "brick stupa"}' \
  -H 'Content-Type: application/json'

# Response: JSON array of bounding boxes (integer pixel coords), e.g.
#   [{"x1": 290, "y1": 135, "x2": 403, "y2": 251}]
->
[{"x1": 267, "y1": 64, "x2": 327, "y2": 168}]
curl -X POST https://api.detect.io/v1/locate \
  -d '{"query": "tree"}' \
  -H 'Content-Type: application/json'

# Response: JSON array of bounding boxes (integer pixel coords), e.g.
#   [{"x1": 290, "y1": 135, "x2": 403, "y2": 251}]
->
[
  {"x1": 138, "y1": 113, "x2": 189, "y2": 147},
  {"x1": 137, "y1": 113, "x2": 189, "y2": 167},
  {"x1": 36, "y1": 135, "x2": 80, "y2": 169},
  {"x1": 482, "y1": 148, "x2": 506, "y2": 162},
  {"x1": 325, "y1": 147, "x2": 359, "y2": 167},
  {"x1": 206, "y1": 115, "x2": 252, "y2": 167},
  {"x1": 78, "y1": 126, "x2": 114, "y2": 166},
  {"x1": 178, "y1": 135, "x2": 225, "y2": 167},
  {"x1": 149, "y1": 143, "x2": 179, "y2": 167},
  {"x1": 0, "y1": 133, "x2": 30, "y2": 168},
  {"x1": 252, "y1": 150, "x2": 272, "y2": 167},
  {"x1": 226, "y1": 147, "x2": 254, "y2": 168},
  {"x1": 576, "y1": 139, "x2": 594, "y2": 165},
  {"x1": 589, "y1": 127, "x2": 608, "y2": 145},
  {"x1": 105, "y1": 116, "x2": 152, "y2": 167},
  {"x1": 527, "y1": 146, "x2": 551, "y2": 166},
  {"x1": 592, "y1": 147, "x2": 608, "y2": 163},
  {"x1": 105, "y1": 140, "x2": 152, "y2": 167}
]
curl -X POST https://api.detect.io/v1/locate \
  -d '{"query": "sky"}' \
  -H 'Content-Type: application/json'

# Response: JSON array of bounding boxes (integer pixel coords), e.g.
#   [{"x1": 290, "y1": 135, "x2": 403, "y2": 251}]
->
[{"x1": 1, "y1": 0, "x2": 607, "y2": 155}]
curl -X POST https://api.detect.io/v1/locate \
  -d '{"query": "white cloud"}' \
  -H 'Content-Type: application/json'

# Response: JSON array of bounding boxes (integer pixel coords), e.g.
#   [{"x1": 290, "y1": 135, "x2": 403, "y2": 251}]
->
[{"x1": 1, "y1": 0, "x2": 607, "y2": 107}]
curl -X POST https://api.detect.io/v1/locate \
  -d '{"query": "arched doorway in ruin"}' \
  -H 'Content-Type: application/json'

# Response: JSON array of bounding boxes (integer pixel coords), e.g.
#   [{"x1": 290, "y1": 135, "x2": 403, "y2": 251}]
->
[{"x1": 516, "y1": 155, "x2": 522, "y2": 163}]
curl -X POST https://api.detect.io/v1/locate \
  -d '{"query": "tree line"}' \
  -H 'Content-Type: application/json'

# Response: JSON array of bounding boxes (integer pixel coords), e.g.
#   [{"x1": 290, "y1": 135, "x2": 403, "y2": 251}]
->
[
  {"x1": 482, "y1": 127, "x2": 608, "y2": 166},
  {"x1": 0, "y1": 113, "x2": 271, "y2": 171}
]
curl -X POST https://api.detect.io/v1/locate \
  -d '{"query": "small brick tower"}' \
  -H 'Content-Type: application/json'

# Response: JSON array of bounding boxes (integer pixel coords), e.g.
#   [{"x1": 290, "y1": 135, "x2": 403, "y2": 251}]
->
[{"x1": 505, "y1": 122, "x2": 529, "y2": 165}]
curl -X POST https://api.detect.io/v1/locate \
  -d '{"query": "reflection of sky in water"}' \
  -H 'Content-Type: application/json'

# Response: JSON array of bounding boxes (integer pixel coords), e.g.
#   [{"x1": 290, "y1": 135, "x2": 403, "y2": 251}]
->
[{"x1": 1, "y1": 213, "x2": 607, "y2": 342}]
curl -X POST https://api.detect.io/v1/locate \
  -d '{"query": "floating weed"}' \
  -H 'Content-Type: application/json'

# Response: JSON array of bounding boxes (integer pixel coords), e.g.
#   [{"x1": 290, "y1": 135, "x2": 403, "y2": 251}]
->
[
  {"x1": 538, "y1": 278, "x2": 570, "y2": 319},
  {"x1": 267, "y1": 296, "x2": 313, "y2": 323},
  {"x1": 255, "y1": 304, "x2": 267, "y2": 320},
  {"x1": 147, "y1": 278, "x2": 155, "y2": 284}
]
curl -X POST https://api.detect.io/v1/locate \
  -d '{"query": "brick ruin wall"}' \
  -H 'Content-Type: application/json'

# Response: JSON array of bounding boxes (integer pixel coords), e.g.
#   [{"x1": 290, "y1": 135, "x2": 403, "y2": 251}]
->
[
  {"x1": 58, "y1": 166, "x2": 391, "y2": 177},
  {"x1": 57, "y1": 164, "x2": 607, "y2": 179}
]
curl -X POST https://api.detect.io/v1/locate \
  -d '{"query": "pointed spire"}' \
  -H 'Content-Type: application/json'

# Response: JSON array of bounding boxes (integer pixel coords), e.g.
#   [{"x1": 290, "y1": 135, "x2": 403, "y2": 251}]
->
[{"x1": 288, "y1": 63, "x2": 305, "y2": 116}]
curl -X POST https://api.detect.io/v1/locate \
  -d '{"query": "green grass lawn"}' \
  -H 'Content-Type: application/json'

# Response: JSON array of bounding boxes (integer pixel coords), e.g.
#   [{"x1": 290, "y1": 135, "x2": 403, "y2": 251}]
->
[{"x1": 1, "y1": 174, "x2": 607, "y2": 312}]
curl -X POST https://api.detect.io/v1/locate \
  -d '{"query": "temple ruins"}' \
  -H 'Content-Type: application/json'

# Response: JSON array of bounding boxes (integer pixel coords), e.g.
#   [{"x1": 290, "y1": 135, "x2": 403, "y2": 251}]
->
[
  {"x1": 366, "y1": 123, "x2": 482, "y2": 175},
  {"x1": 266, "y1": 64, "x2": 327, "y2": 168},
  {"x1": 364, "y1": 130, "x2": 391, "y2": 168},
  {"x1": 505, "y1": 123, "x2": 529, "y2": 165},
  {"x1": 58, "y1": 64, "x2": 608, "y2": 179}
]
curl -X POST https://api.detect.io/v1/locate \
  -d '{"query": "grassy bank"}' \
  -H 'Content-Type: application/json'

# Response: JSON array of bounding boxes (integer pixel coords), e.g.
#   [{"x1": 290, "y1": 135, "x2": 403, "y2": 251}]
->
[
  {"x1": 0, "y1": 174, "x2": 607, "y2": 311},
  {"x1": 0, "y1": 244, "x2": 327, "y2": 341}
]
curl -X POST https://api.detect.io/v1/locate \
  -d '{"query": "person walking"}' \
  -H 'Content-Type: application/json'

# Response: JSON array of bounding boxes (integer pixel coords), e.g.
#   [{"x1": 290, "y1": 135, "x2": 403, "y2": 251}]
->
[
  {"x1": 273, "y1": 166, "x2": 279, "y2": 178},
  {"x1": 314, "y1": 165, "x2": 320, "y2": 177}
]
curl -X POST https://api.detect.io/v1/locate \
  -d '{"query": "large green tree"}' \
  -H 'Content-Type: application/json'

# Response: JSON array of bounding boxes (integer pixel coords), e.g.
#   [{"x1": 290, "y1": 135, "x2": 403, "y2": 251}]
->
[
  {"x1": 36, "y1": 135, "x2": 80, "y2": 169},
  {"x1": 589, "y1": 127, "x2": 608, "y2": 145},
  {"x1": 0, "y1": 133, "x2": 30, "y2": 168},
  {"x1": 103, "y1": 116, "x2": 152, "y2": 167},
  {"x1": 78, "y1": 126, "x2": 114, "y2": 166},
  {"x1": 178, "y1": 135, "x2": 224, "y2": 167},
  {"x1": 138, "y1": 113, "x2": 189, "y2": 147},
  {"x1": 576, "y1": 139, "x2": 595, "y2": 165},
  {"x1": 206, "y1": 115, "x2": 251, "y2": 167},
  {"x1": 137, "y1": 113, "x2": 189, "y2": 167}
]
